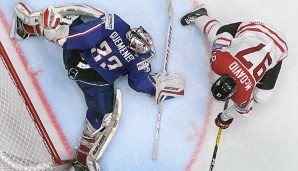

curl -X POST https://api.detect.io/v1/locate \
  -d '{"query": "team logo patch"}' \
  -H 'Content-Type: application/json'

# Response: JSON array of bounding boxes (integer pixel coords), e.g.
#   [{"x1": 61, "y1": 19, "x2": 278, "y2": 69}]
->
[
  {"x1": 212, "y1": 43, "x2": 223, "y2": 51},
  {"x1": 137, "y1": 61, "x2": 149, "y2": 71},
  {"x1": 105, "y1": 13, "x2": 114, "y2": 30}
]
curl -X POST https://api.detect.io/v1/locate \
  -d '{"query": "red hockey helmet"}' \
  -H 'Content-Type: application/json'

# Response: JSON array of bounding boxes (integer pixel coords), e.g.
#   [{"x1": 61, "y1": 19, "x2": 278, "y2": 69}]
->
[{"x1": 211, "y1": 75, "x2": 237, "y2": 101}]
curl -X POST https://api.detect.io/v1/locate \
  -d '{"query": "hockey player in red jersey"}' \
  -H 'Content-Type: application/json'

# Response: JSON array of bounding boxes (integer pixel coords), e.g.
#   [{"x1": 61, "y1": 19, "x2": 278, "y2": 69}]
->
[{"x1": 180, "y1": 5, "x2": 288, "y2": 129}]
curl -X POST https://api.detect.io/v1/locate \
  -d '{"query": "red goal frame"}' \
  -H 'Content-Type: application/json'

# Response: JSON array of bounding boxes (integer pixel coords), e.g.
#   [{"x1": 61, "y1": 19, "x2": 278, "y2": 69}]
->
[{"x1": 0, "y1": 41, "x2": 62, "y2": 165}]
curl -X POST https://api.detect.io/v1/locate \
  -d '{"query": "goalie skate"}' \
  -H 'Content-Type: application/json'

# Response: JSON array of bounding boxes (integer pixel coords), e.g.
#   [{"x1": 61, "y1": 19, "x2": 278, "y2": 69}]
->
[{"x1": 74, "y1": 89, "x2": 122, "y2": 171}]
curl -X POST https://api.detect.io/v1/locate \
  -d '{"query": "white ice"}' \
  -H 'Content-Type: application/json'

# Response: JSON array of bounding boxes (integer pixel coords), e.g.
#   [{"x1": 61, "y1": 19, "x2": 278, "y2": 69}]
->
[{"x1": 0, "y1": 0, "x2": 297, "y2": 171}]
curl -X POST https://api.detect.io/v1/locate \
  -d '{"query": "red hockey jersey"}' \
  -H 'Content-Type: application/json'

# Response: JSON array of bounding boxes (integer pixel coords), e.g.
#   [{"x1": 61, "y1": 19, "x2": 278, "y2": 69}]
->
[{"x1": 211, "y1": 21, "x2": 288, "y2": 115}]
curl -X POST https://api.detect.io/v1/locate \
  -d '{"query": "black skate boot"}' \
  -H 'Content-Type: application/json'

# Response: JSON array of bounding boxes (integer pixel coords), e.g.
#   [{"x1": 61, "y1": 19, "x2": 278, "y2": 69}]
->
[{"x1": 180, "y1": 5, "x2": 208, "y2": 26}]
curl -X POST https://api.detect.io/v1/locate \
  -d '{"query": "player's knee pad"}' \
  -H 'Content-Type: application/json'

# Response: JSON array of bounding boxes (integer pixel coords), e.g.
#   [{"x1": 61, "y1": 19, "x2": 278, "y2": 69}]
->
[{"x1": 253, "y1": 87, "x2": 273, "y2": 103}]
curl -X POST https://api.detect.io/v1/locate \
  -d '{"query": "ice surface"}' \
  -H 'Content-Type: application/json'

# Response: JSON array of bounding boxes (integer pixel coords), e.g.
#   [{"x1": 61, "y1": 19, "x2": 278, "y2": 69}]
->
[{"x1": 0, "y1": 0, "x2": 297, "y2": 170}]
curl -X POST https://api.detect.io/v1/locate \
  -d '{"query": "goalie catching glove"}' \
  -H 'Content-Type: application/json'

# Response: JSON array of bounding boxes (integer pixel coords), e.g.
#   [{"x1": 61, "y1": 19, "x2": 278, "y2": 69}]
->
[
  {"x1": 153, "y1": 73, "x2": 184, "y2": 104},
  {"x1": 12, "y1": 3, "x2": 80, "y2": 45},
  {"x1": 12, "y1": 2, "x2": 106, "y2": 41},
  {"x1": 38, "y1": 5, "x2": 72, "y2": 45}
]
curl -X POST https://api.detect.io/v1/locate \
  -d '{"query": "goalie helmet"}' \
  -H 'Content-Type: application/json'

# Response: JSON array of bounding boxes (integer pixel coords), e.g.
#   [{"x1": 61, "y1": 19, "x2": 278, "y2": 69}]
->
[
  {"x1": 211, "y1": 75, "x2": 237, "y2": 101},
  {"x1": 126, "y1": 26, "x2": 153, "y2": 54}
]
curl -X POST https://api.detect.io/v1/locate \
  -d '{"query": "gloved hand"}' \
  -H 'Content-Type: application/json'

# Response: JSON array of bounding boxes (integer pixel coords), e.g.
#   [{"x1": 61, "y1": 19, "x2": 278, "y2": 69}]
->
[
  {"x1": 215, "y1": 113, "x2": 233, "y2": 129},
  {"x1": 38, "y1": 5, "x2": 72, "y2": 45},
  {"x1": 153, "y1": 73, "x2": 184, "y2": 104}
]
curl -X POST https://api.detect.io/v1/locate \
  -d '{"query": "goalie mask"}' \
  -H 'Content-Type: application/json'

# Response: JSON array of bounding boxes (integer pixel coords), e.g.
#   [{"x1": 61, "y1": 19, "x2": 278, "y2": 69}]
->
[
  {"x1": 211, "y1": 75, "x2": 237, "y2": 101},
  {"x1": 126, "y1": 26, "x2": 153, "y2": 54}
]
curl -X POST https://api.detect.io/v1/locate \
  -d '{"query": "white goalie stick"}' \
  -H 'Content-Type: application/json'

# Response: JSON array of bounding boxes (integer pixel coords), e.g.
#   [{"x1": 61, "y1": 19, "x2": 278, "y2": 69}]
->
[{"x1": 152, "y1": 0, "x2": 173, "y2": 160}]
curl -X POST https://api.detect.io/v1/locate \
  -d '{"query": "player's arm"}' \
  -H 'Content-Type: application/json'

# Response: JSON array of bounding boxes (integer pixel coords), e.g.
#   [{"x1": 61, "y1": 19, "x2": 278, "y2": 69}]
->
[
  {"x1": 38, "y1": 5, "x2": 109, "y2": 50},
  {"x1": 61, "y1": 16, "x2": 106, "y2": 50},
  {"x1": 225, "y1": 100, "x2": 254, "y2": 118},
  {"x1": 127, "y1": 58, "x2": 156, "y2": 95},
  {"x1": 215, "y1": 96, "x2": 254, "y2": 129},
  {"x1": 12, "y1": 3, "x2": 106, "y2": 44},
  {"x1": 211, "y1": 22, "x2": 242, "y2": 53},
  {"x1": 211, "y1": 32, "x2": 233, "y2": 53}
]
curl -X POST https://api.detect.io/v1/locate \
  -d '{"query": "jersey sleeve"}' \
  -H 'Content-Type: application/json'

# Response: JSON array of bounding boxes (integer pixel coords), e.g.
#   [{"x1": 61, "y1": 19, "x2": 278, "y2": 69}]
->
[
  {"x1": 212, "y1": 32, "x2": 234, "y2": 53},
  {"x1": 62, "y1": 15, "x2": 106, "y2": 50},
  {"x1": 127, "y1": 57, "x2": 155, "y2": 95},
  {"x1": 224, "y1": 96, "x2": 254, "y2": 119}
]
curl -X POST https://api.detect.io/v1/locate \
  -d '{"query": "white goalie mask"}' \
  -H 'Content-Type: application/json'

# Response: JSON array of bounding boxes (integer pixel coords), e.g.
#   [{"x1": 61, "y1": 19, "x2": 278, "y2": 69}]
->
[{"x1": 126, "y1": 26, "x2": 153, "y2": 54}]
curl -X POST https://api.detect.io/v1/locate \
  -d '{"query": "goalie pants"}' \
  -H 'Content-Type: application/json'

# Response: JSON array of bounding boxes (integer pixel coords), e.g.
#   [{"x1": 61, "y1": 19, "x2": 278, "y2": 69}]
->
[
  {"x1": 63, "y1": 42, "x2": 114, "y2": 130},
  {"x1": 76, "y1": 81, "x2": 114, "y2": 130}
]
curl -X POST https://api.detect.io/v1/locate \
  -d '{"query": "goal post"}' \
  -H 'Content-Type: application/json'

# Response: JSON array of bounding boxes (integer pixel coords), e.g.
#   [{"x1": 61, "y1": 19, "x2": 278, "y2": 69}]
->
[{"x1": 0, "y1": 42, "x2": 71, "y2": 170}]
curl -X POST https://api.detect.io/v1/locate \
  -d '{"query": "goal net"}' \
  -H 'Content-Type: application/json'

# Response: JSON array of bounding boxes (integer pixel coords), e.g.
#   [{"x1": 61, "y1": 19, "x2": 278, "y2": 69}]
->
[{"x1": 0, "y1": 42, "x2": 70, "y2": 171}]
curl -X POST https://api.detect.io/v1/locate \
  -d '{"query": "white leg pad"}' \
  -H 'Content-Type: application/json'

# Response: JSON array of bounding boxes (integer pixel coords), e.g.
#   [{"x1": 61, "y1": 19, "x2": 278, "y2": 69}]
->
[{"x1": 86, "y1": 89, "x2": 122, "y2": 171}]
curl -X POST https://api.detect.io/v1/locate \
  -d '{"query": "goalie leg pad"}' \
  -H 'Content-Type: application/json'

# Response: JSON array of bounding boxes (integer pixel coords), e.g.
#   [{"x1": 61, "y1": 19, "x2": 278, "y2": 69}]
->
[
  {"x1": 14, "y1": 2, "x2": 33, "y2": 25},
  {"x1": 14, "y1": 2, "x2": 41, "y2": 26},
  {"x1": 89, "y1": 89, "x2": 122, "y2": 161},
  {"x1": 11, "y1": 2, "x2": 43, "y2": 39},
  {"x1": 15, "y1": 17, "x2": 30, "y2": 39},
  {"x1": 75, "y1": 89, "x2": 122, "y2": 171}
]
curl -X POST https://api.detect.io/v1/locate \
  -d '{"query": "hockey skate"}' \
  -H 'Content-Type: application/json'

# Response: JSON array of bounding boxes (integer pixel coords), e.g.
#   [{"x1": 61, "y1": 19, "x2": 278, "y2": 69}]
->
[
  {"x1": 180, "y1": 5, "x2": 208, "y2": 26},
  {"x1": 72, "y1": 89, "x2": 122, "y2": 171}
]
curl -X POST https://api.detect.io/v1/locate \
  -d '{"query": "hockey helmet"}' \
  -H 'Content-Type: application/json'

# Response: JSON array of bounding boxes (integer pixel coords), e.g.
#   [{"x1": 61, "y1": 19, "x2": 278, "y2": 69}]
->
[
  {"x1": 126, "y1": 26, "x2": 153, "y2": 54},
  {"x1": 211, "y1": 75, "x2": 238, "y2": 101}
]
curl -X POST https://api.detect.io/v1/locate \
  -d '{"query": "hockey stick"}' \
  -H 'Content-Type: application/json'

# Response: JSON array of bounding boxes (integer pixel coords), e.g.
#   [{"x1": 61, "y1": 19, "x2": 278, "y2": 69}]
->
[
  {"x1": 209, "y1": 100, "x2": 229, "y2": 171},
  {"x1": 152, "y1": 0, "x2": 173, "y2": 160}
]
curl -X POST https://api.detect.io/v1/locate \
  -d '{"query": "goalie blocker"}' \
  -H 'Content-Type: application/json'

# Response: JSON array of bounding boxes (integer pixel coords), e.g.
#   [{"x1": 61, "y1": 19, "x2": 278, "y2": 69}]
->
[{"x1": 154, "y1": 73, "x2": 184, "y2": 104}]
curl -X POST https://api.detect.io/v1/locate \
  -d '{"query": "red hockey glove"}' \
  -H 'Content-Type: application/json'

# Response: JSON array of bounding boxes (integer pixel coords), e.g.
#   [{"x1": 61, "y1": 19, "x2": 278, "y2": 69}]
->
[{"x1": 215, "y1": 113, "x2": 233, "y2": 129}]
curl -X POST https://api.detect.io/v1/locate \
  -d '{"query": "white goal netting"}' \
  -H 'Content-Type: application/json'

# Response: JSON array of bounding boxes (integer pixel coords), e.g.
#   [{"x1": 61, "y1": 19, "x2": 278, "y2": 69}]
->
[{"x1": 0, "y1": 44, "x2": 70, "y2": 171}]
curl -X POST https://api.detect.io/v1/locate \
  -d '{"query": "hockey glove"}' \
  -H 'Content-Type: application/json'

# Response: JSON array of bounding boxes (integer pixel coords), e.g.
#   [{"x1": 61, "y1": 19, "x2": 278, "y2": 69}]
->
[
  {"x1": 38, "y1": 5, "x2": 72, "y2": 46},
  {"x1": 215, "y1": 113, "x2": 233, "y2": 129},
  {"x1": 153, "y1": 73, "x2": 184, "y2": 104}
]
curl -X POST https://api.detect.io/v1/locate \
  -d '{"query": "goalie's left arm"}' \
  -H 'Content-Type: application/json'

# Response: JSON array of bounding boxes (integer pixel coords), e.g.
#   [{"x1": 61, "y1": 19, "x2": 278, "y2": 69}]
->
[{"x1": 11, "y1": 2, "x2": 106, "y2": 45}]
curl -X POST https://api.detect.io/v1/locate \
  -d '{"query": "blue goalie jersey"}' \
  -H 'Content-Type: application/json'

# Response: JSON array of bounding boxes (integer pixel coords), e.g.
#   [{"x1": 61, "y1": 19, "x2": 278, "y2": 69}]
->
[{"x1": 62, "y1": 14, "x2": 156, "y2": 95}]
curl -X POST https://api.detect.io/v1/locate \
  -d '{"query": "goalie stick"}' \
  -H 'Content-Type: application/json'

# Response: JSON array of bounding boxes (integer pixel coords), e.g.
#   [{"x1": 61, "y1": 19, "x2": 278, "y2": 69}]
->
[
  {"x1": 152, "y1": 0, "x2": 173, "y2": 160},
  {"x1": 209, "y1": 100, "x2": 229, "y2": 171}
]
